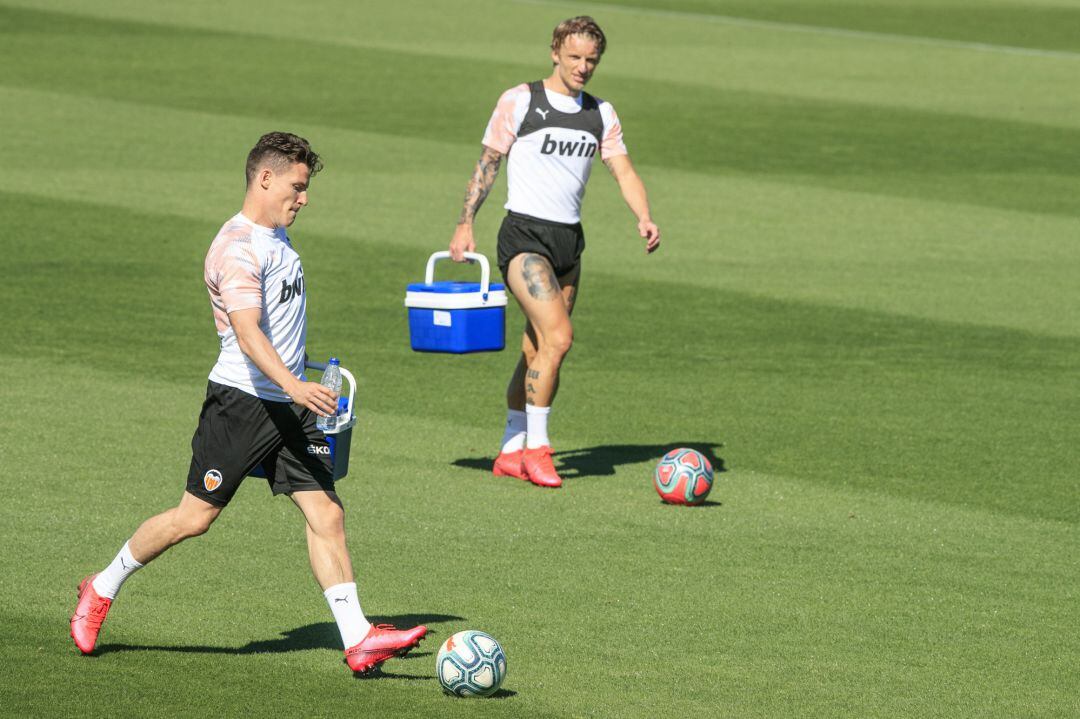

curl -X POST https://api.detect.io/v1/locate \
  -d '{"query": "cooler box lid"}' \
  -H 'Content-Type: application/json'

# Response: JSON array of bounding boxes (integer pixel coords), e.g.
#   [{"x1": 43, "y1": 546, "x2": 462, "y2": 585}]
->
[
  {"x1": 406, "y1": 280, "x2": 505, "y2": 294},
  {"x1": 405, "y1": 281, "x2": 508, "y2": 309}
]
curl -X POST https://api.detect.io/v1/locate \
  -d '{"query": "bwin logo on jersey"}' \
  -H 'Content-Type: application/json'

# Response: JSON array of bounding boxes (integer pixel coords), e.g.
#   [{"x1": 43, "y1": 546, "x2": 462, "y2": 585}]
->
[
  {"x1": 279, "y1": 272, "x2": 305, "y2": 303},
  {"x1": 540, "y1": 134, "x2": 598, "y2": 158}
]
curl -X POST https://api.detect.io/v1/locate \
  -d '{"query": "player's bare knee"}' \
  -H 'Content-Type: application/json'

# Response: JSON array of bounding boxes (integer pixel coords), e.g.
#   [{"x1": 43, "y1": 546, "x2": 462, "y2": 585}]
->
[
  {"x1": 543, "y1": 328, "x2": 573, "y2": 359},
  {"x1": 175, "y1": 512, "x2": 214, "y2": 540},
  {"x1": 306, "y1": 502, "x2": 345, "y2": 538},
  {"x1": 317, "y1": 509, "x2": 345, "y2": 536},
  {"x1": 316, "y1": 523, "x2": 347, "y2": 545}
]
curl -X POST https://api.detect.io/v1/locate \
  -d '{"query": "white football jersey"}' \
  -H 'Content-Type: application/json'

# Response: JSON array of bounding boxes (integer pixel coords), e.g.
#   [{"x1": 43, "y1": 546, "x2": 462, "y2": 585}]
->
[
  {"x1": 482, "y1": 82, "x2": 628, "y2": 224},
  {"x1": 204, "y1": 213, "x2": 308, "y2": 401}
]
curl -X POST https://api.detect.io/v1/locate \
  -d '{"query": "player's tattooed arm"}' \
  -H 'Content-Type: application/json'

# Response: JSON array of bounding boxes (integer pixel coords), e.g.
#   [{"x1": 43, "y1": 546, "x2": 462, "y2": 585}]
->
[
  {"x1": 450, "y1": 145, "x2": 504, "y2": 261},
  {"x1": 458, "y1": 145, "x2": 505, "y2": 225}
]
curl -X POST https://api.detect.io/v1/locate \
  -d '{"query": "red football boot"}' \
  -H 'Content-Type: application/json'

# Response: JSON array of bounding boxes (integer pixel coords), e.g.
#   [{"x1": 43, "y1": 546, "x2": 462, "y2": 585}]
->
[
  {"x1": 522, "y1": 446, "x2": 563, "y2": 488},
  {"x1": 345, "y1": 623, "x2": 428, "y2": 674},
  {"x1": 71, "y1": 574, "x2": 112, "y2": 655},
  {"x1": 493, "y1": 450, "x2": 527, "y2": 480}
]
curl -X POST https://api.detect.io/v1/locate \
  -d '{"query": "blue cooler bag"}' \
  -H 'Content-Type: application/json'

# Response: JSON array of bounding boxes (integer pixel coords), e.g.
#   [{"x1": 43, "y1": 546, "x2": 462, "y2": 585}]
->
[
  {"x1": 405, "y1": 251, "x2": 507, "y2": 353},
  {"x1": 249, "y1": 359, "x2": 357, "y2": 480}
]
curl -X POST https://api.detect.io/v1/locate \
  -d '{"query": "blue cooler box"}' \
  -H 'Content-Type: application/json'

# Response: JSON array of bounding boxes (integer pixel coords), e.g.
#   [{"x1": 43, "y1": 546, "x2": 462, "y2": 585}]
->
[{"x1": 405, "y1": 251, "x2": 507, "y2": 354}]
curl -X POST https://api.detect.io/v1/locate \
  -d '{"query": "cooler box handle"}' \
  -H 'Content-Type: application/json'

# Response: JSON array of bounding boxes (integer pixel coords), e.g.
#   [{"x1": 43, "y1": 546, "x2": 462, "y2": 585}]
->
[{"x1": 424, "y1": 251, "x2": 492, "y2": 299}]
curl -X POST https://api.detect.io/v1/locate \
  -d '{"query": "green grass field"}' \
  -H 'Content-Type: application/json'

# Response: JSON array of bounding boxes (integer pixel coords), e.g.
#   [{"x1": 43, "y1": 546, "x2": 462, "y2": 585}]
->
[{"x1": 2, "y1": 0, "x2": 1078, "y2": 716}]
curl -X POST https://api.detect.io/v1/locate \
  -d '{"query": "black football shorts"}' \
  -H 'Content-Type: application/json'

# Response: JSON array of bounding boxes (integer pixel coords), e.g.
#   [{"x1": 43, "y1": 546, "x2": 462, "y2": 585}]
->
[
  {"x1": 186, "y1": 381, "x2": 336, "y2": 507},
  {"x1": 497, "y1": 211, "x2": 585, "y2": 281}
]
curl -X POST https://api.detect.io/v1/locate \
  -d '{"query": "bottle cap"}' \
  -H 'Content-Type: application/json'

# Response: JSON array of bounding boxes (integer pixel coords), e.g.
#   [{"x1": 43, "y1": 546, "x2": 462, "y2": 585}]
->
[{"x1": 328, "y1": 357, "x2": 340, "y2": 365}]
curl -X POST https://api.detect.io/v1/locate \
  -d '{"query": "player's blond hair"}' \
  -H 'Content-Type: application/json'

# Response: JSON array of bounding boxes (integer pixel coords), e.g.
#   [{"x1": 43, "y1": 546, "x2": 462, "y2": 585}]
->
[{"x1": 551, "y1": 16, "x2": 606, "y2": 56}]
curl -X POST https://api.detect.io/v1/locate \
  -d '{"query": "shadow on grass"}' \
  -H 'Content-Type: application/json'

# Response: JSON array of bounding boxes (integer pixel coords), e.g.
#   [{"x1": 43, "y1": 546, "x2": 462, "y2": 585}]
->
[
  {"x1": 437, "y1": 688, "x2": 518, "y2": 699},
  {"x1": 661, "y1": 499, "x2": 723, "y2": 509},
  {"x1": 453, "y1": 442, "x2": 726, "y2": 480},
  {"x1": 352, "y1": 666, "x2": 439, "y2": 681},
  {"x1": 96, "y1": 613, "x2": 462, "y2": 656}
]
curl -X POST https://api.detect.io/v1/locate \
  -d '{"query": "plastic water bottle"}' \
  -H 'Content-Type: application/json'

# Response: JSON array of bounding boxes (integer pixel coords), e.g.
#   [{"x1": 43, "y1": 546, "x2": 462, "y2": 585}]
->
[{"x1": 316, "y1": 357, "x2": 341, "y2": 432}]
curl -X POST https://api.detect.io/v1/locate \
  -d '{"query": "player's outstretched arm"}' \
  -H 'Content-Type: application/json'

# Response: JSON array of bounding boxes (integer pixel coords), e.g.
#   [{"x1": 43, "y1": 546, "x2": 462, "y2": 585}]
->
[
  {"x1": 229, "y1": 308, "x2": 338, "y2": 416},
  {"x1": 450, "y1": 145, "x2": 506, "y2": 262},
  {"x1": 604, "y1": 154, "x2": 661, "y2": 254}
]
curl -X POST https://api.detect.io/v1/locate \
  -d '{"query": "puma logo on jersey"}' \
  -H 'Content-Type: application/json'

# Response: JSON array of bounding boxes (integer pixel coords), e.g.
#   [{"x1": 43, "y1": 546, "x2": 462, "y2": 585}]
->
[
  {"x1": 540, "y1": 133, "x2": 598, "y2": 158},
  {"x1": 279, "y1": 271, "x2": 305, "y2": 303},
  {"x1": 535, "y1": 107, "x2": 549, "y2": 120}
]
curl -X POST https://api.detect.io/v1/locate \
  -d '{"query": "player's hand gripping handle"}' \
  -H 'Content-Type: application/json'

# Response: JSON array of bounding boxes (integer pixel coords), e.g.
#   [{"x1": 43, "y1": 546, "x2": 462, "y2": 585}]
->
[
  {"x1": 425, "y1": 251, "x2": 492, "y2": 297},
  {"x1": 449, "y1": 224, "x2": 477, "y2": 262},
  {"x1": 304, "y1": 360, "x2": 356, "y2": 424},
  {"x1": 287, "y1": 380, "x2": 338, "y2": 418}
]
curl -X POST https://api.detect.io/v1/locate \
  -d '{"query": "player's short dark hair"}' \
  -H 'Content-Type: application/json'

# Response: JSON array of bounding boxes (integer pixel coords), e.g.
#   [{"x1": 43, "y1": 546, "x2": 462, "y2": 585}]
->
[
  {"x1": 245, "y1": 132, "x2": 323, "y2": 186},
  {"x1": 551, "y1": 16, "x2": 606, "y2": 56}
]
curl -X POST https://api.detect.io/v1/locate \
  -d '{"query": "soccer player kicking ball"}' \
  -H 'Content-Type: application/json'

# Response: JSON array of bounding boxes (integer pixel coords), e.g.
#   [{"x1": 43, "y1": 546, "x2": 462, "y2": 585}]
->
[
  {"x1": 449, "y1": 16, "x2": 661, "y2": 488},
  {"x1": 70, "y1": 133, "x2": 426, "y2": 673}
]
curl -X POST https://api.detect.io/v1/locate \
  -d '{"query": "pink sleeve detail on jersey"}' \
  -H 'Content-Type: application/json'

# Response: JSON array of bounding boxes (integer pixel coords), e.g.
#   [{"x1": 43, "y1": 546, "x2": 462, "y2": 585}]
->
[
  {"x1": 600, "y1": 103, "x2": 628, "y2": 160},
  {"x1": 218, "y1": 242, "x2": 262, "y2": 313},
  {"x1": 205, "y1": 228, "x2": 263, "y2": 335},
  {"x1": 481, "y1": 84, "x2": 529, "y2": 154}
]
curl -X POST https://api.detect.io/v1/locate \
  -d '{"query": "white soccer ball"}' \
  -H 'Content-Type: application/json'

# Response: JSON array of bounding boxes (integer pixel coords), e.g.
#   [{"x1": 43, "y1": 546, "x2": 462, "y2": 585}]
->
[{"x1": 436, "y1": 630, "x2": 507, "y2": 697}]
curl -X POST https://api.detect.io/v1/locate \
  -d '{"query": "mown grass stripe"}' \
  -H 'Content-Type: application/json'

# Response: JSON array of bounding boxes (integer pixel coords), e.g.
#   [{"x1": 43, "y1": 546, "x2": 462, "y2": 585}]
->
[
  {"x1": 5, "y1": 6, "x2": 1080, "y2": 219},
  {"x1": 520, "y1": 0, "x2": 1080, "y2": 57},
  {"x1": 4, "y1": 190, "x2": 1077, "y2": 524}
]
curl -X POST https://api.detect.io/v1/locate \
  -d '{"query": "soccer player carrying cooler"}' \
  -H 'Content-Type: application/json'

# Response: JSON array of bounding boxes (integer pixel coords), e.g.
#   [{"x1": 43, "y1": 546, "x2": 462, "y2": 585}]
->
[
  {"x1": 70, "y1": 133, "x2": 426, "y2": 674},
  {"x1": 449, "y1": 16, "x2": 661, "y2": 488}
]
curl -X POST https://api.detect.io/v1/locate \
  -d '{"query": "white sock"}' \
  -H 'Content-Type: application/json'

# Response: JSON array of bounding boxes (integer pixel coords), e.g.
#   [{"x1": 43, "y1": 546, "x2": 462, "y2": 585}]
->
[
  {"x1": 526, "y1": 405, "x2": 552, "y2": 449},
  {"x1": 500, "y1": 409, "x2": 527, "y2": 453},
  {"x1": 92, "y1": 541, "x2": 143, "y2": 600},
  {"x1": 324, "y1": 582, "x2": 371, "y2": 649}
]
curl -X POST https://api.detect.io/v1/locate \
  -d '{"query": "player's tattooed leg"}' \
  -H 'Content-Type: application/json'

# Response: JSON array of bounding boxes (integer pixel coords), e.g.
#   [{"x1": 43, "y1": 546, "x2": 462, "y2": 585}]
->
[
  {"x1": 526, "y1": 368, "x2": 540, "y2": 404},
  {"x1": 521, "y1": 255, "x2": 560, "y2": 301}
]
